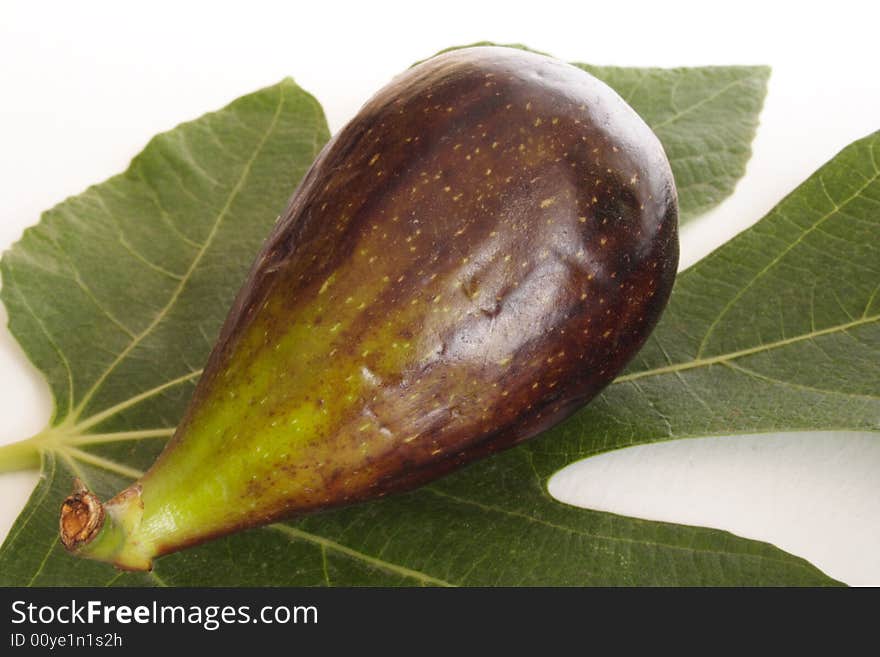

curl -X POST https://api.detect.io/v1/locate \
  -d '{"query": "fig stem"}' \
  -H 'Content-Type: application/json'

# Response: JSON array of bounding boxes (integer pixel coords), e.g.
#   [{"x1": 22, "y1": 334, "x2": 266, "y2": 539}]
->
[
  {"x1": 59, "y1": 481, "x2": 154, "y2": 571},
  {"x1": 60, "y1": 479, "x2": 105, "y2": 550}
]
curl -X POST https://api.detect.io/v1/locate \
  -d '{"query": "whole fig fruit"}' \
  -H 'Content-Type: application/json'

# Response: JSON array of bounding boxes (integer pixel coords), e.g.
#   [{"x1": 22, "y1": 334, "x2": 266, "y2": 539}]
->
[{"x1": 61, "y1": 46, "x2": 678, "y2": 570}]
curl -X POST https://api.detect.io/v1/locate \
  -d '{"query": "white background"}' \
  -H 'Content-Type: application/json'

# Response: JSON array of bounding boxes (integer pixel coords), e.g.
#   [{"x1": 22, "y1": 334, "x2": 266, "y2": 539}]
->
[{"x1": 1, "y1": 0, "x2": 878, "y2": 585}]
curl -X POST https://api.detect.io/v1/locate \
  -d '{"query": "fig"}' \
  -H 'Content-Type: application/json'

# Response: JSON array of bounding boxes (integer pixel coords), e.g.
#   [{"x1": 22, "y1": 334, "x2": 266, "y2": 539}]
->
[{"x1": 60, "y1": 46, "x2": 678, "y2": 570}]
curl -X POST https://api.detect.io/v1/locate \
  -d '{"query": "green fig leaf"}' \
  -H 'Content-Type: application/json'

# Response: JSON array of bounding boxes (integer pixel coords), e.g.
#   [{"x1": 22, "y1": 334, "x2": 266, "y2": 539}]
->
[
  {"x1": 579, "y1": 63, "x2": 769, "y2": 223},
  {"x1": 3, "y1": 65, "x2": 871, "y2": 586},
  {"x1": 426, "y1": 42, "x2": 771, "y2": 223}
]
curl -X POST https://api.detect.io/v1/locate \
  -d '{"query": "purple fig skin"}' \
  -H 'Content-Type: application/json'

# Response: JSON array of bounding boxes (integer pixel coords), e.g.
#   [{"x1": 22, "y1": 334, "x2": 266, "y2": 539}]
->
[
  {"x1": 61, "y1": 46, "x2": 678, "y2": 568},
  {"x1": 190, "y1": 45, "x2": 678, "y2": 509}
]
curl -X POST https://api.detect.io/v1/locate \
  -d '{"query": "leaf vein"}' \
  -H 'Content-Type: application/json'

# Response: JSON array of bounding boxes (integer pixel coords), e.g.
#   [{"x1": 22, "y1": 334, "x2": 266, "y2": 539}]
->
[
  {"x1": 721, "y1": 361, "x2": 880, "y2": 402},
  {"x1": 4, "y1": 452, "x2": 57, "y2": 564},
  {"x1": 615, "y1": 313, "x2": 878, "y2": 384},
  {"x1": 695, "y1": 170, "x2": 879, "y2": 357},
  {"x1": 116, "y1": 234, "x2": 184, "y2": 281},
  {"x1": 7, "y1": 270, "x2": 75, "y2": 420},
  {"x1": 270, "y1": 524, "x2": 455, "y2": 587},
  {"x1": 423, "y1": 487, "x2": 817, "y2": 570},
  {"x1": 69, "y1": 88, "x2": 287, "y2": 422},
  {"x1": 651, "y1": 76, "x2": 751, "y2": 131}
]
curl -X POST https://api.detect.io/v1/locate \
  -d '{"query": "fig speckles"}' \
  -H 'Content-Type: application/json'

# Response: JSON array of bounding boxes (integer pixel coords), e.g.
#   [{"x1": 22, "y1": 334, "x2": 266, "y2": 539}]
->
[{"x1": 61, "y1": 47, "x2": 678, "y2": 569}]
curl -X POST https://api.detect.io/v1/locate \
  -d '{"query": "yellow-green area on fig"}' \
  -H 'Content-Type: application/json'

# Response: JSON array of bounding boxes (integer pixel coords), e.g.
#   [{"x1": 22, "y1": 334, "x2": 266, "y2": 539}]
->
[
  {"x1": 4, "y1": 44, "x2": 873, "y2": 586},
  {"x1": 58, "y1": 47, "x2": 679, "y2": 569}
]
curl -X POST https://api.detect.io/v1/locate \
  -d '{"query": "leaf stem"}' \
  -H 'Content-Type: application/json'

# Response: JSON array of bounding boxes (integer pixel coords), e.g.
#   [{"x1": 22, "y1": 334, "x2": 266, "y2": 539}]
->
[
  {"x1": 0, "y1": 425, "x2": 173, "y2": 475},
  {"x1": 0, "y1": 436, "x2": 42, "y2": 474}
]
